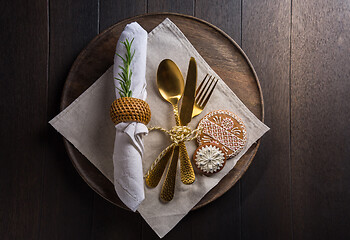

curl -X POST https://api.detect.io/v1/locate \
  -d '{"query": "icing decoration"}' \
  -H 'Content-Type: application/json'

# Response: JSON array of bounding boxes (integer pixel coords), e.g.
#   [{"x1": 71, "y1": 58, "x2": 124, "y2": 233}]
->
[
  {"x1": 197, "y1": 110, "x2": 247, "y2": 158},
  {"x1": 194, "y1": 143, "x2": 226, "y2": 174}
]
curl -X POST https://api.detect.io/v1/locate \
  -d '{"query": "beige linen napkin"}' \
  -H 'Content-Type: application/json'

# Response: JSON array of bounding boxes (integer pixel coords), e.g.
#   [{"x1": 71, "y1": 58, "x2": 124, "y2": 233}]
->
[{"x1": 49, "y1": 18, "x2": 269, "y2": 238}]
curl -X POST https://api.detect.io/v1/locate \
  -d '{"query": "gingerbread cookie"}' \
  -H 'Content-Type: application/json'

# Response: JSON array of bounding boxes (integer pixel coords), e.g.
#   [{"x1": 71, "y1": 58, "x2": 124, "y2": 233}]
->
[
  {"x1": 193, "y1": 143, "x2": 226, "y2": 174},
  {"x1": 197, "y1": 110, "x2": 247, "y2": 159}
]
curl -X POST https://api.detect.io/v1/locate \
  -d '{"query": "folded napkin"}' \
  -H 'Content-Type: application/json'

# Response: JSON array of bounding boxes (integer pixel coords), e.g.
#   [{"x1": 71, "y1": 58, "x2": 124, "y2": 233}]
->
[
  {"x1": 112, "y1": 22, "x2": 148, "y2": 212},
  {"x1": 49, "y1": 18, "x2": 269, "y2": 238}
]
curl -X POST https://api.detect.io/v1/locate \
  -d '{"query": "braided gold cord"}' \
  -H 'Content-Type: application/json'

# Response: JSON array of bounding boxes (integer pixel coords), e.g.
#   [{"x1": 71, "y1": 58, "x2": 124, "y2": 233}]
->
[
  {"x1": 148, "y1": 125, "x2": 201, "y2": 145},
  {"x1": 144, "y1": 143, "x2": 175, "y2": 184}
]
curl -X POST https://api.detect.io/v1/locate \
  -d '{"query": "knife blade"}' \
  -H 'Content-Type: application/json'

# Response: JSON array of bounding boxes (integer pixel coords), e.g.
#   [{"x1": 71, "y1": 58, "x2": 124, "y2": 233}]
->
[
  {"x1": 180, "y1": 57, "x2": 197, "y2": 125},
  {"x1": 178, "y1": 57, "x2": 197, "y2": 184}
]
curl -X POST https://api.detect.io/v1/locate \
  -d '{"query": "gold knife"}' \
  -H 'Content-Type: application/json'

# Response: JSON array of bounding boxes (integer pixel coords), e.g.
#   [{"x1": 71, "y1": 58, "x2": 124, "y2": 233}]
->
[{"x1": 178, "y1": 57, "x2": 197, "y2": 184}]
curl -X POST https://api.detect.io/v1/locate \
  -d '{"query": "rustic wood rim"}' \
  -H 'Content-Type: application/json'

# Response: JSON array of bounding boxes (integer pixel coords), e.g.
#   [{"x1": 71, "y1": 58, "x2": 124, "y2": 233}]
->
[{"x1": 60, "y1": 12, "x2": 265, "y2": 211}]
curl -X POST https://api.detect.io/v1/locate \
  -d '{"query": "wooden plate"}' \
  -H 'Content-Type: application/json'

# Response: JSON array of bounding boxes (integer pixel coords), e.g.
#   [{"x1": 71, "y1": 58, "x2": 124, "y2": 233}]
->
[{"x1": 61, "y1": 13, "x2": 264, "y2": 211}]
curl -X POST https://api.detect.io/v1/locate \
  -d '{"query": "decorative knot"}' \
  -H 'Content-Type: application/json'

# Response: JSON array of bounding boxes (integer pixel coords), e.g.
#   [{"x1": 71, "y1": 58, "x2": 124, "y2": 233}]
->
[
  {"x1": 145, "y1": 125, "x2": 202, "y2": 180},
  {"x1": 148, "y1": 125, "x2": 202, "y2": 146}
]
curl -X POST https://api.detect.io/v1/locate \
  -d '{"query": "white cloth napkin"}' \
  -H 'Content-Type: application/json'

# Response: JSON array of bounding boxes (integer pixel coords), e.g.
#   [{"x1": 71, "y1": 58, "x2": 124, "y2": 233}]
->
[
  {"x1": 112, "y1": 22, "x2": 148, "y2": 212},
  {"x1": 49, "y1": 18, "x2": 269, "y2": 238}
]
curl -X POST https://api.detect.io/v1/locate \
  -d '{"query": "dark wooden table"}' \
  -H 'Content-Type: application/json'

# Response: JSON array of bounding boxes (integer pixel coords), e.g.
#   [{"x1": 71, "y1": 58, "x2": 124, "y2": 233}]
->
[{"x1": 1, "y1": 1, "x2": 349, "y2": 239}]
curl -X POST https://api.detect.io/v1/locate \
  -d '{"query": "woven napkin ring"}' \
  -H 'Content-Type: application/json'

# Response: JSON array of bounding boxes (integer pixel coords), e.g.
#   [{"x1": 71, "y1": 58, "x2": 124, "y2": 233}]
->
[{"x1": 110, "y1": 97, "x2": 151, "y2": 125}]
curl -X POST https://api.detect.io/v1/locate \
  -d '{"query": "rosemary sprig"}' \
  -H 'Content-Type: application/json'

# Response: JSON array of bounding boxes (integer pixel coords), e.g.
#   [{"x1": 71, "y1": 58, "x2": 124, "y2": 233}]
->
[{"x1": 115, "y1": 38, "x2": 135, "y2": 98}]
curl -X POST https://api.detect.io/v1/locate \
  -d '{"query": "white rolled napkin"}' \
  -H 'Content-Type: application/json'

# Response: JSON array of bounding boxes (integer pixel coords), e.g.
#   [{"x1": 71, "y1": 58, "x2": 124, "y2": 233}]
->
[{"x1": 112, "y1": 22, "x2": 148, "y2": 212}]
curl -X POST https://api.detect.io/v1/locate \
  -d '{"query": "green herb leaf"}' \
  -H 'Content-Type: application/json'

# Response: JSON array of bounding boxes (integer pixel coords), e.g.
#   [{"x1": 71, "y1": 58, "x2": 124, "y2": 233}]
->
[{"x1": 115, "y1": 37, "x2": 135, "y2": 98}]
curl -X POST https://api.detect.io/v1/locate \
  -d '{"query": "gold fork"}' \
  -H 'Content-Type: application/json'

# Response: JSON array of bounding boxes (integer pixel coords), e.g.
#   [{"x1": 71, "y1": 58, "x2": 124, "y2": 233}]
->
[
  {"x1": 145, "y1": 73, "x2": 218, "y2": 190},
  {"x1": 192, "y1": 74, "x2": 218, "y2": 118}
]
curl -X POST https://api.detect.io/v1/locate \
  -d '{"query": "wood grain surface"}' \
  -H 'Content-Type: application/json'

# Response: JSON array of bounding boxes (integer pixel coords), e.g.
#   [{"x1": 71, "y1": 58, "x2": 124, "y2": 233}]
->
[
  {"x1": 1, "y1": 0, "x2": 350, "y2": 240},
  {"x1": 39, "y1": 1, "x2": 98, "y2": 239},
  {"x1": 241, "y1": 0, "x2": 293, "y2": 239},
  {"x1": 0, "y1": 1, "x2": 47, "y2": 239},
  {"x1": 291, "y1": 1, "x2": 350, "y2": 239}
]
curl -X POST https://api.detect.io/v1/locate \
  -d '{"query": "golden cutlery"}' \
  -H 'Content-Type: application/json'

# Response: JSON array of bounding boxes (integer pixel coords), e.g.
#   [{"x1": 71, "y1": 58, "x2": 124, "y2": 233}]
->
[
  {"x1": 145, "y1": 144, "x2": 175, "y2": 188},
  {"x1": 146, "y1": 63, "x2": 218, "y2": 201},
  {"x1": 192, "y1": 74, "x2": 218, "y2": 118},
  {"x1": 160, "y1": 145, "x2": 179, "y2": 201},
  {"x1": 156, "y1": 59, "x2": 184, "y2": 201},
  {"x1": 179, "y1": 57, "x2": 197, "y2": 184}
]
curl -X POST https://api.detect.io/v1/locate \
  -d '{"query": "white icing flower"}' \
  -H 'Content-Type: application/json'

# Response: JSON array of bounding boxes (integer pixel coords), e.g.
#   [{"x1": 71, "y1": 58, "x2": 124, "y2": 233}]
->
[{"x1": 195, "y1": 145, "x2": 225, "y2": 174}]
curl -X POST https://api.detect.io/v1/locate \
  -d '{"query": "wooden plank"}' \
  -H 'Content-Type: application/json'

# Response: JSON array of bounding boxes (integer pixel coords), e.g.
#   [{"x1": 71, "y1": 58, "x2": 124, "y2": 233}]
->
[
  {"x1": 147, "y1": 0, "x2": 194, "y2": 15},
  {"x1": 193, "y1": 1, "x2": 242, "y2": 239},
  {"x1": 191, "y1": 186, "x2": 241, "y2": 239},
  {"x1": 195, "y1": 0, "x2": 241, "y2": 45},
  {"x1": 241, "y1": 0, "x2": 293, "y2": 239},
  {"x1": 291, "y1": 0, "x2": 350, "y2": 239},
  {"x1": 0, "y1": 1, "x2": 47, "y2": 239},
  {"x1": 39, "y1": 1, "x2": 98, "y2": 239},
  {"x1": 99, "y1": 0, "x2": 146, "y2": 32},
  {"x1": 91, "y1": 197, "x2": 143, "y2": 239}
]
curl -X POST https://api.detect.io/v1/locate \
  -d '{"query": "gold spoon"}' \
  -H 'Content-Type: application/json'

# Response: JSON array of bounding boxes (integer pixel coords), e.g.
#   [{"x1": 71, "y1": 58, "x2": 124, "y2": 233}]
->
[
  {"x1": 157, "y1": 59, "x2": 184, "y2": 122},
  {"x1": 144, "y1": 59, "x2": 183, "y2": 189},
  {"x1": 157, "y1": 59, "x2": 184, "y2": 201}
]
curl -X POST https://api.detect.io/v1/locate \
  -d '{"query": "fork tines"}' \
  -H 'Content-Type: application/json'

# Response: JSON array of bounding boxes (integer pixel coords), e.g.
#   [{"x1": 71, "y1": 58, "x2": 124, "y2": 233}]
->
[{"x1": 195, "y1": 74, "x2": 218, "y2": 107}]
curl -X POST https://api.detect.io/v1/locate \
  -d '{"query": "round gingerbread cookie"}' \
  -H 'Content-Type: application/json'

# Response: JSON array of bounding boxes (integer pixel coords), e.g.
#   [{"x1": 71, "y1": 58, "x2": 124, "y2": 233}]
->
[
  {"x1": 193, "y1": 143, "x2": 226, "y2": 175},
  {"x1": 197, "y1": 110, "x2": 247, "y2": 159}
]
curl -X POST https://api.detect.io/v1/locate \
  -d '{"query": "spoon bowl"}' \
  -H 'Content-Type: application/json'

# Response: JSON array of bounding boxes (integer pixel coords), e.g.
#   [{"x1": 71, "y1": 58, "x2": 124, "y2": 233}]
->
[{"x1": 157, "y1": 59, "x2": 184, "y2": 106}]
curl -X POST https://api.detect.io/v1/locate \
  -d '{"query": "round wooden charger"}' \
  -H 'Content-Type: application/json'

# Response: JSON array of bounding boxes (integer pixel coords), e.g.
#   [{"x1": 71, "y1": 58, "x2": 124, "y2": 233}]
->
[{"x1": 61, "y1": 13, "x2": 264, "y2": 211}]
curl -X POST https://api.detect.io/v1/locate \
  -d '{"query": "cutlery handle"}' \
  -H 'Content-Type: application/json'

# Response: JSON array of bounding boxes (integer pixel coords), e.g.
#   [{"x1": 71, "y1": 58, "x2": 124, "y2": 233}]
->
[
  {"x1": 145, "y1": 144, "x2": 175, "y2": 188},
  {"x1": 160, "y1": 146, "x2": 179, "y2": 202},
  {"x1": 179, "y1": 142, "x2": 195, "y2": 184},
  {"x1": 172, "y1": 103, "x2": 196, "y2": 185},
  {"x1": 172, "y1": 104, "x2": 181, "y2": 126}
]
